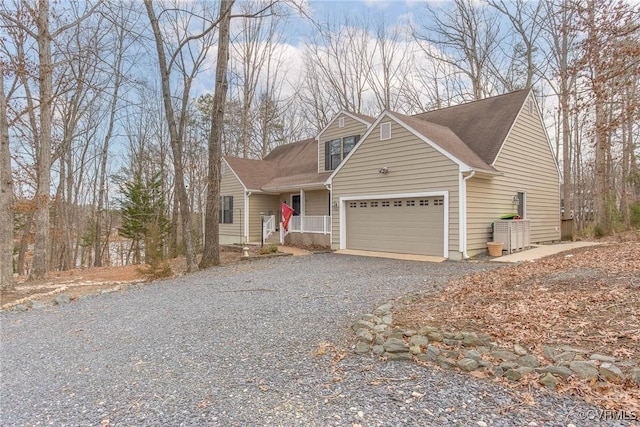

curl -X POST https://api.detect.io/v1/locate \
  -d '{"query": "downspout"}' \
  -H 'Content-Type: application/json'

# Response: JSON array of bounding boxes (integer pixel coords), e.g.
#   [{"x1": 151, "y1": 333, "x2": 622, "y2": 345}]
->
[{"x1": 461, "y1": 171, "x2": 475, "y2": 259}]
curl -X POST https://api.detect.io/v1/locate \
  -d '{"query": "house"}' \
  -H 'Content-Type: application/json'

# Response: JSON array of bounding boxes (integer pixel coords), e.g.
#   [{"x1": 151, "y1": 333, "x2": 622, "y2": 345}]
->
[{"x1": 219, "y1": 88, "x2": 561, "y2": 259}]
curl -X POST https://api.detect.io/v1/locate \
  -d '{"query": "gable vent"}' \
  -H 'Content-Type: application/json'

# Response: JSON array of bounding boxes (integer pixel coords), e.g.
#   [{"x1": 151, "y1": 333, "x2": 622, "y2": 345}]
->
[
  {"x1": 380, "y1": 122, "x2": 391, "y2": 140},
  {"x1": 338, "y1": 117, "x2": 345, "y2": 128}
]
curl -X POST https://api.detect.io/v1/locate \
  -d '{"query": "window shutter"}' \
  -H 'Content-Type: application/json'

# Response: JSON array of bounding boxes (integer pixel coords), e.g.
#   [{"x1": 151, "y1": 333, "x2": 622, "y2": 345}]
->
[
  {"x1": 218, "y1": 196, "x2": 223, "y2": 223},
  {"x1": 228, "y1": 196, "x2": 233, "y2": 223},
  {"x1": 324, "y1": 141, "x2": 330, "y2": 170}
]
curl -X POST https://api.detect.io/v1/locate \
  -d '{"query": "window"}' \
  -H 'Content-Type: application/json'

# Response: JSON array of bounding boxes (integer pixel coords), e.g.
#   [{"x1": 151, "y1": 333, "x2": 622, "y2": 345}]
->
[
  {"x1": 219, "y1": 196, "x2": 233, "y2": 224},
  {"x1": 359, "y1": 201, "x2": 368, "y2": 208},
  {"x1": 381, "y1": 201, "x2": 390, "y2": 207},
  {"x1": 324, "y1": 135, "x2": 361, "y2": 171},
  {"x1": 380, "y1": 122, "x2": 391, "y2": 140},
  {"x1": 434, "y1": 198, "x2": 444, "y2": 206},
  {"x1": 349, "y1": 202, "x2": 357, "y2": 208},
  {"x1": 406, "y1": 200, "x2": 415, "y2": 207},
  {"x1": 370, "y1": 201, "x2": 378, "y2": 207},
  {"x1": 517, "y1": 192, "x2": 526, "y2": 218},
  {"x1": 393, "y1": 200, "x2": 402, "y2": 207},
  {"x1": 330, "y1": 139, "x2": 341, "y2": 170},
  {"x1": 419, "y1": 200, "x2": 429, "y2": 206}
]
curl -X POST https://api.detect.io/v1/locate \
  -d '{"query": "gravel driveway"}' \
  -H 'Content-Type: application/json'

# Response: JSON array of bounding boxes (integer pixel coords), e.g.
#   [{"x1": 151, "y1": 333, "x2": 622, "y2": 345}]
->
[{"x1": 1, "y1": 254, "x2": 610, "y2": 426}]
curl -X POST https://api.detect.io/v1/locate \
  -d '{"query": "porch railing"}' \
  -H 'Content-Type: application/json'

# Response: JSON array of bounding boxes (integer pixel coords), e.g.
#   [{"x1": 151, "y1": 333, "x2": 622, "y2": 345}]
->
[
  {"x1": 288, "y1": 215, "x2": 331, "y2": 234},
  {"x1": 262, "y1": 215, "x2": 276, "y2": 243}
]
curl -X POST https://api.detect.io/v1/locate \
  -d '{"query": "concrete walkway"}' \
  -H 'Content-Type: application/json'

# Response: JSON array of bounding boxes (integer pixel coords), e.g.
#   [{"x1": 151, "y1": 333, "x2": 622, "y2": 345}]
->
[{"x1": 490, "y1": 241, "x2": 603, "y2": 263}]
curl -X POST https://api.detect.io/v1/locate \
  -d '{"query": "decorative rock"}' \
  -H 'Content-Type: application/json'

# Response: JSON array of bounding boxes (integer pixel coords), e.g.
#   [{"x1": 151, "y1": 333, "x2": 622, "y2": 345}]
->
[
  {"x1": 538, "y1": 365, "x2": 573, "y2": 379},
  {"x1": 373, "y1": 324, "x2": 388, "y2": 334},
  {"x1": 356, "y1": 329, "x2": 374, "y2": 343},
  {"x1": 443, "y1": 350, "x2": 460, "y2": 360},
  {"x1": 504, "y1": 368, "x2": 522, "y2": 381},
  {"x1": 518, "y1": 354, "x2": 540, "y2": 368},
  {"x1": 539, "y1": 373, "x2": 559, "y2": 390},
  {"x1": 590, "y1": 354, "x2": 616, "y2": 363},
  {"x1": 552, "y1": 351, "x2": 575, "y2": 363},
  {"x1": 513, "y1": 344, "x2": 528, "y2": 356},
  {"x1": 426, "y1": 331, "x2": 443, "y2": 342},
  {"x1": 409, "y1": 335, "x2": 429, "y2": 347},
  {"x1": 542, "y1": 345, "x2": 555, "y2": 360},
  {"x1": 383, "y1": 338, "x2": 408, "y2": 353},
  {"x1": 409, "y1": 345, "x2": 422, "y2": 355},
  {"x1": 569, "y1": 361, "x2": 598, "y2": 380},
  {"x1": 373, "y1": 302, "x2": 393, "y2": 316},
  {"x1": 457, "y1": 358, "x2": 479, "y2": 372},
  {"x1": 443, "y1": 339, "x2": 460, "y2": 347},
  {"x1": 385, "y1": 352, "x2": 412, "y2": 361},
  {"x1": 492, "y1": 350, "x2": 517, "y2": 361},
  {"x1": 499, "y1": 361, "x2": 518, "y2": 370},
  {"x1": 425, "y1": 345, "x2": 440, "y2": 361},
  {"x1": 465, "y1": 350, "x2": 482, "y2": 361},
  {"x1": 517, "y1": 366, "x2": 534, "y2": 376},
  {"x1": 54, "y1": 294, "x2": 71, "y2": 305},
  {"x1": 436, "y1": 356, "x2": 456, "y2": 369},
  {"x1": 631, "y1": 368, "x2": 640, "y2": 386},
  {"x1": 354, "y1": 341, "x2": 371, "y2": 354},
  {"x1": 14, "y1": 304, "x2": 28, "y2": 312},
  {"x1": 418, "y1": 326, "x2": 438, "y2": 335},
  {"x1": 478, "y1": 360, "x2": 492, "y2": 368},
  {"x1": 403, "y1": 329, "x2": 417, "y2": 337},
  {"x1": 453, "y1": 332, "x2": 464, "y2": 340},
  {"x1": 461, "y1": 332, "x2": 485, "y2": 347},
  {"x1": 360, "y1": 314, "x2": 380, "y2": 324},
  {"x1": 372, "y1": 345, "x2": 385, "y2": 355},
  {"x1": 30, "y1": 300, "x2": 46, "y2": 309},
  {"x1": 381, "y1": 314, "x2": 393, "y2": 325},
  {"x1": 599, "y1": 363, "x2": 624, "y2": 383},
  {"x1": 352, "y1": 320, "x2": 375, "y2": 332},
  {"x1": 374, "y1": 334, "x2": 385, "y2": 345}
]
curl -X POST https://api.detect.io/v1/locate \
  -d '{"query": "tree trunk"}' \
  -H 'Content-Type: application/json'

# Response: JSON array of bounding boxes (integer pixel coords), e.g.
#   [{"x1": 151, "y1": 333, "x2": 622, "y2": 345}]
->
[
  {"x1": 200, "y1": 0, "x2": 234, "y2": 268},
  {"x1": 32, "y1": 0, "x2": 53, "y2": 278},
  {"x1": 0, "y1": 62, "x2": 14, "y2": 290},
  {"x1": 144, "y1": 0, "x2": 198, "y2": 272}
]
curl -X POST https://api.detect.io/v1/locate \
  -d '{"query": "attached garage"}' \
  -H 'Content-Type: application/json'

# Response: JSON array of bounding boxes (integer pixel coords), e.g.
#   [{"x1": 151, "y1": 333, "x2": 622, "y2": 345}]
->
[{"x1": 343, "y1": 194, "x2": 447, "y2": 257}]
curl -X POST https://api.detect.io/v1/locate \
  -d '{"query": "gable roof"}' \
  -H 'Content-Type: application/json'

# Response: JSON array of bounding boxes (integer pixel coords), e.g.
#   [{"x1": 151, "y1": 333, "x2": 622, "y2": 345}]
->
[
  {"x1": 224, "y1": 138, "x2": 329, "y2": 192},
  {"x1": 316, "y1": 110, "x2": 375, "y2": 141},
  {"x1": 390, "y1": 112, "x2": 496, "y2": 172},
  {"x1": 411, "y1": 89, "x2": 530, "y2": 165}
]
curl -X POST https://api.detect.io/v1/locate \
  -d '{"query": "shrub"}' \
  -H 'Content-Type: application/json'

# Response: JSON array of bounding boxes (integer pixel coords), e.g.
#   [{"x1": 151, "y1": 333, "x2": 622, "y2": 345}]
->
[
  {"x1": 630, "y1": 202, "x2": 640, "y2": 229},
  {"x1": 259, "y1": 244, "x2": 279, "y2": 255}
]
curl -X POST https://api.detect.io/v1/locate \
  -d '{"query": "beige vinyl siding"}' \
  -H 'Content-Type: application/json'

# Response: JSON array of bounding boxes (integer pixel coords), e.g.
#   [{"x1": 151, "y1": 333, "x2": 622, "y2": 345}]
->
[
  {"x1": 466, "y1": 99, "x2": 560, "y2": 254},
  {"x1": 332, "y1": 120, "x2": 460, "y2": 257},
  {"x1": 248, "y1": 194, "x2": 280, "y2": 242},
  {"x1": 317, "y1": 114, "x2": 369, "y2": 173},
  {"x1": 304, "y1": 190, "x2": 329, "y2": 216},
  {"x1": 219, "y1": 164, "x2": 245, "y2": 244}
]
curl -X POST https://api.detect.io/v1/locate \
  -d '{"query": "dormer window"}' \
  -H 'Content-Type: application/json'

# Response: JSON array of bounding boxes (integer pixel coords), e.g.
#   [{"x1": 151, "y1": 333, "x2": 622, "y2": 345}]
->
[{"x1": 324, "y1": 135, "x2": 360, "y2": 171}]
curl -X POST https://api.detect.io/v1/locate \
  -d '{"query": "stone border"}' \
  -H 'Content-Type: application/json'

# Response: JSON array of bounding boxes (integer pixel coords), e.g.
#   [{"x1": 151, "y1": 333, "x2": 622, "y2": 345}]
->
[{"x1": 352, "y1": 301, "x2": 640, "y2": 390}]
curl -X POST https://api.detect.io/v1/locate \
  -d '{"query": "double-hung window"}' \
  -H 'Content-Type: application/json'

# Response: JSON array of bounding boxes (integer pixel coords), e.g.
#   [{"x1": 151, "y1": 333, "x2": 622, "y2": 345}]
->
[
  {"x1": 324, "y1": 134, "x2": 360, "y2": 171},
  {"x1": 219, "y1": 196, "x2": 233, "y2": 224}
]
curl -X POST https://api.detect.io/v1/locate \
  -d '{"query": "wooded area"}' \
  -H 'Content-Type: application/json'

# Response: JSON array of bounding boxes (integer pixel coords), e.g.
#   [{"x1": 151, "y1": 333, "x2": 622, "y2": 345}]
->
[{"x1": 1, "y1": 0, "x2": 638, "y2": 290}]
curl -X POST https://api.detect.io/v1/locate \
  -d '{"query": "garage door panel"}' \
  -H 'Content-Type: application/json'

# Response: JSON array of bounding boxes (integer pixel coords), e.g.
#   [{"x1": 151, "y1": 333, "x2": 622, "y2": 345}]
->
[{"x1": 346, "y1": 197, "x2": 444, "y2": 256}]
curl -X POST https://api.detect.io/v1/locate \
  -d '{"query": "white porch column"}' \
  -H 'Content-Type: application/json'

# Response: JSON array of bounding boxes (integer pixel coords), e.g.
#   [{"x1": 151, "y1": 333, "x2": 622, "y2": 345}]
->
[{"x1": 300, "y1": 189, "x2": 305, "y2": 232}]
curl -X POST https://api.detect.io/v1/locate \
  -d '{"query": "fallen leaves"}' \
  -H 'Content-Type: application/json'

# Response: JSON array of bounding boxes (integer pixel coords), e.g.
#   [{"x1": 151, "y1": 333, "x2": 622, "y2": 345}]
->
[{"x1": 394, "y1": 239, "x2": 640, "y2": 411}]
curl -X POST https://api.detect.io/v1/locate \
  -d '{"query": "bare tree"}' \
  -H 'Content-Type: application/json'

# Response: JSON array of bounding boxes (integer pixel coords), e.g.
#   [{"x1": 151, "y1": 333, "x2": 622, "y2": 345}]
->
[
  {"x1": 200, "y1": 0, "x2": 234, "y2": 269},
  {"x1": 0, "y1": 61, "x2": 15, "y2": 290},
  {"x1": 413, "y1": 0, "x2": 503, "y2": 101}
]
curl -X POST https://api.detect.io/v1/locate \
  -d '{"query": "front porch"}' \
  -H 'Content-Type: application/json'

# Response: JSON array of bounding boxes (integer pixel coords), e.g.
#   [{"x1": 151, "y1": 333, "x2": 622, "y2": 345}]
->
[{"x1": 259, "y1": 214, "x2": 331, "y2": 247}]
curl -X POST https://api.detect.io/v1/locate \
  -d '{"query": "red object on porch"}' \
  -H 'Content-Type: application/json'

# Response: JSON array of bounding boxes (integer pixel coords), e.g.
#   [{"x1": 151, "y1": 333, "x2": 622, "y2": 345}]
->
[{"x1": 281, "y1": 202, "x2": 295, "y2": 231}]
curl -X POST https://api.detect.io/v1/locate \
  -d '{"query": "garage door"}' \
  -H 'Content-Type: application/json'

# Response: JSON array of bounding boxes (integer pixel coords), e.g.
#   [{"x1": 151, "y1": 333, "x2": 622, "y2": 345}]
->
[{"x1": 346, "y1": 197, "x2": 445, "y2": 256}]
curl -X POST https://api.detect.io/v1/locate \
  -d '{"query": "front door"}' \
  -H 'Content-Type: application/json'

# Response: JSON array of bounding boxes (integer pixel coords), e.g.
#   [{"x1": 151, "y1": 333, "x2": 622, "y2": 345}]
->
[{"x1": 292, "y1": 195, "x2": 301, "y2": 216}]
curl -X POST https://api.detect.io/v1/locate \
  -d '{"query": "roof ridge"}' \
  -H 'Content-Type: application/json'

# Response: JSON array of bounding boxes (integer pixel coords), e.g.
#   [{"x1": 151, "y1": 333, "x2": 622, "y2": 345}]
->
[{"x1": 411, "y1": 88, "x2": 530, "y2": 117}]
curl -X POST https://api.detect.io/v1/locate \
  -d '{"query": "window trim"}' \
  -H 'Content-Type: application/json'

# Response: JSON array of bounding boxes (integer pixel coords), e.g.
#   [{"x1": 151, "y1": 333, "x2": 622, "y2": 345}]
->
[
  {"x1": 219, "y1": 195, "x2": 233, "y2": 224},
  {"x1": 324, "y1": 134, "x2": 361, "y2": 171}
]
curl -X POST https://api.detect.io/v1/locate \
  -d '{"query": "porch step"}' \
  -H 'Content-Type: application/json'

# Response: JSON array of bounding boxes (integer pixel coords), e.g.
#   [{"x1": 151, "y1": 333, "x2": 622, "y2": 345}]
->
[{"x1": 264, "y1": 234, "x2": 281, "y2": 245}]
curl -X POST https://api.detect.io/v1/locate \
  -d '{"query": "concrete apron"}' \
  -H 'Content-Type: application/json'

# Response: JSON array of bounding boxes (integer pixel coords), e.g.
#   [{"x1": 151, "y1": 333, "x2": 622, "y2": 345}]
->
[
  {"x1": 490, "y1": 241, "x2": 603, "y2": 263},
  {"x1": 335, "y1": 249, "x2": 446, "y2": 263}
]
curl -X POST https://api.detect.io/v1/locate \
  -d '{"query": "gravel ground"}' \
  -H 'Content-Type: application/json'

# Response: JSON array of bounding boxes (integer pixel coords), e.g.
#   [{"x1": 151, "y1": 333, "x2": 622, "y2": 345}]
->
[{"x1": 0, "y1": 254, "x2": 621, "y2": 426}]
